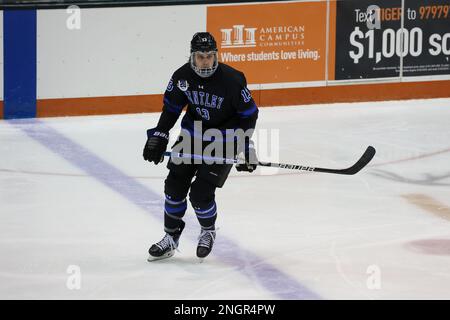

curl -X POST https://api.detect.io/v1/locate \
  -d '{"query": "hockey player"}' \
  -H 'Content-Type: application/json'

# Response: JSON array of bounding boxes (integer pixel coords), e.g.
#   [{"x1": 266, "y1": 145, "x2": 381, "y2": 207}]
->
[{"x1": 143, "y1": 32, "x2": 259, "y2": 261}]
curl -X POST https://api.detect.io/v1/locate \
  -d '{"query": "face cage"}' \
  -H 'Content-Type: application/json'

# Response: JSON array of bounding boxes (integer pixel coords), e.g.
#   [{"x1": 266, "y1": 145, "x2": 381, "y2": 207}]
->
[{"x1": 190, "y1": 51, "x2": 218, "y2": 78}]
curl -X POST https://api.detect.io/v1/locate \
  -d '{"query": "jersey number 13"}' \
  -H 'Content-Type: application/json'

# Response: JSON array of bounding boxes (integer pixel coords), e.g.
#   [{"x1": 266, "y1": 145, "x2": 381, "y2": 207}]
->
[{"x1": 196, "y1": 107, "x2": 210, "y2": 120}]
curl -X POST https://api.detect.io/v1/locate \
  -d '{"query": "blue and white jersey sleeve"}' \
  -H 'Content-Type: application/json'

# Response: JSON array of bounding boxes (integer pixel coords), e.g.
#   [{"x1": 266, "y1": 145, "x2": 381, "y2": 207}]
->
[
  {"x1": 155, "y1": 73, "x2": 189, "y2": 133},
  {"x1": 162, "y1": 75, "x2": 188, "y2": 116},
  {"x1": 234, "y1": 72, "x2": 258, "y2": 119},
  {"x1": 234, "y1": 74, "x2": 258, "y2": 132},
  {"x1": 236, "y1": 86, "x2": 258, "y2": 119}
]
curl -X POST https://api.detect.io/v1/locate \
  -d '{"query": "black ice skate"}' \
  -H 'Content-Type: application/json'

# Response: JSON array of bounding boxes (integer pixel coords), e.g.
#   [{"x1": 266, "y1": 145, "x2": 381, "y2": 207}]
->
[
  {"x1": 196, "y1": 228, "x2": 216, "y2": 259},
  {"x1": 148, "y1": 223, "x2": 184, "y2": 261}
]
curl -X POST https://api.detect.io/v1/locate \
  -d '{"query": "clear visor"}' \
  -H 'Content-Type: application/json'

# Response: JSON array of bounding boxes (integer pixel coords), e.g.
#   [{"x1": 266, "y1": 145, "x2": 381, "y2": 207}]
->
[{"x1": 190, "y1": 51, "x2": 218, "y2": 78}]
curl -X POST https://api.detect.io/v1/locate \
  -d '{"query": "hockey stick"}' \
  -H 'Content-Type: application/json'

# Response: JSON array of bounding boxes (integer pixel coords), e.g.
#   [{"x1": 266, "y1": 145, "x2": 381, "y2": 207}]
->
[{"x1": 163, "y1": 146, "x2": 376, "y2": 175}]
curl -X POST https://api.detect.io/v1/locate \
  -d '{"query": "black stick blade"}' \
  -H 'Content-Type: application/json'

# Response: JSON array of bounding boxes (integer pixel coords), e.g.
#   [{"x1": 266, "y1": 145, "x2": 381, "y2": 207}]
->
[
  {"x1": 340, "y1": 146, "x2": 376, "y2": 175},
  {"x1": 313, "y1": 146, "x2": 376, "y2": 175}
]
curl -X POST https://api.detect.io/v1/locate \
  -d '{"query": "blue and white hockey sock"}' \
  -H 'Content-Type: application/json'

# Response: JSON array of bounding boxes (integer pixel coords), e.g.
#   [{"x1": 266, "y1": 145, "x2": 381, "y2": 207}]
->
[
  {"x1": 193, "y1": 200, "x2": 217, "y2": 230},
  {"x1": 164, "y1": 194, "x2": 187, "y2": 234}
]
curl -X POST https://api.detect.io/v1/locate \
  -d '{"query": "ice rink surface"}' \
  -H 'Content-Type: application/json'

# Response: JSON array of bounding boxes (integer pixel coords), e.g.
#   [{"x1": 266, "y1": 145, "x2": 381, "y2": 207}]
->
[{"x1": 1, "y1": 98, "x2": 449, "y2": 300}]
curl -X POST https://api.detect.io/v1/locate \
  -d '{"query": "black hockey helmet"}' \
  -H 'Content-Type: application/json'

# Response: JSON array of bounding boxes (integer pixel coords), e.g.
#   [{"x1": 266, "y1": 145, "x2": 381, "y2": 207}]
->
[
  {"x1": 190, "y1": 32, "x2": 217, "y2": 53},
  {"x1": 190, "y1": 32, "x2": 218, "y2": 78}
]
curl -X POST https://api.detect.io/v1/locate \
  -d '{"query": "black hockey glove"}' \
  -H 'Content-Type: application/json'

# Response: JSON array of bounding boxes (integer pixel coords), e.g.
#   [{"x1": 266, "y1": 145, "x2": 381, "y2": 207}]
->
[
  {"x1": 143, "y1": 128, "x2": 169, "y2": 165},
  {"x1": 236, "y1": 140, "x2": 258, "y2": 173}
]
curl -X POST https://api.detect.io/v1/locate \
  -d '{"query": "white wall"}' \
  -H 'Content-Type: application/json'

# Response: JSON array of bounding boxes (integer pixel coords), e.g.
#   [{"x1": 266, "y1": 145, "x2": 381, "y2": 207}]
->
[
  {"x1": 37, "y1": 5, "x2": 206, "y2": 99},
  {"x1": 0, "y1": 10, "x2": 3, "y2": 101}
]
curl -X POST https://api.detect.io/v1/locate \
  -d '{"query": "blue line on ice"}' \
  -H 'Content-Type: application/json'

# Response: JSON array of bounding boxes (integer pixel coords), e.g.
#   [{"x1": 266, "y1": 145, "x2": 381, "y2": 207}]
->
[{"x1": 10, "y1": 118, "x2": 321, "y2": 300}]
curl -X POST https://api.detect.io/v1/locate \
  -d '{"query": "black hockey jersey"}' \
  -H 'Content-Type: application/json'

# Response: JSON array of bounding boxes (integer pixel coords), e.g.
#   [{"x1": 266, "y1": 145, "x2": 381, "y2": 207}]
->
[{"x1": 156, "y1": 62, "x2": 258, "y2": 141}]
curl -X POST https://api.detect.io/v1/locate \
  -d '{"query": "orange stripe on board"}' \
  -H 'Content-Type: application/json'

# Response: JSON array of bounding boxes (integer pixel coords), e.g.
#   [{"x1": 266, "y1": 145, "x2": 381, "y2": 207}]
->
[
  {"x1": 259, "y1": 80, "x2": 450, "y2": 107},
  {"x1": 37, "y1": 94, "x2": 163, "y2": 117},
  {"x1": 35, "y1": 80, "x2": 450, "y2": 117}
]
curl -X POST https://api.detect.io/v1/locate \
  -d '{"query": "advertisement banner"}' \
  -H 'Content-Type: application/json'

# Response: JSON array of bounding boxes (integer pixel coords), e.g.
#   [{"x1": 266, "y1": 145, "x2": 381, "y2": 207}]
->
[
  {"x1": 207, "y1": 1, "x2": 329, "y2": 84},
  {"x1": 335, "y1": 0, "x2": 402, "y2": 80},
  {"x1": 403, "y1": 0, "x2": 450, "y2": 76},
  {"x1": 335, "y1": 0, "x2": 450, "y2": 80}
]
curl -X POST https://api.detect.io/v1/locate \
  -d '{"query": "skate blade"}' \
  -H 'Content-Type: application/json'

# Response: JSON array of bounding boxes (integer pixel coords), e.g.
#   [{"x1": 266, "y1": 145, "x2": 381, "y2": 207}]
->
[{"x1": 147, "y1": 250, "x2": 175, "y2": 262}]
